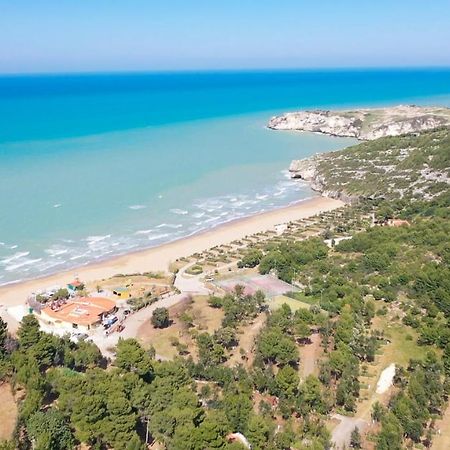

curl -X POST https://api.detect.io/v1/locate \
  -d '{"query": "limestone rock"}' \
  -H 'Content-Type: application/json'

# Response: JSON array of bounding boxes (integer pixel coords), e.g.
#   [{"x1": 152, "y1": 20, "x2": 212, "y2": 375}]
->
[{"x1": 268, "y1": 105, "x2": 450, "y2": 140}]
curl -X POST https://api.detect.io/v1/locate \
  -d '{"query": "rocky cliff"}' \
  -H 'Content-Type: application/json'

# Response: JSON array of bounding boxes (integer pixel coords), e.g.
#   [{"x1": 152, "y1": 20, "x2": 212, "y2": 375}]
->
[
  {"x1": 289, "y1": 157, "x2": 360, "y2": 203},
  {"x1": 287, "y1": 128, "x2": 450, "y2": 204},
  {"x1": 268, "y1": 105, "x2": 450, "y2": 140}
]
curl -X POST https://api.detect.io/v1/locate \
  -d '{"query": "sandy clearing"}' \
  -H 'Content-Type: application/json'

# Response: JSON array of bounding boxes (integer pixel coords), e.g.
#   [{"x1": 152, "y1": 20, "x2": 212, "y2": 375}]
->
[{"x1": 376, "y1": 363, "x2": 396, "y2": 394}]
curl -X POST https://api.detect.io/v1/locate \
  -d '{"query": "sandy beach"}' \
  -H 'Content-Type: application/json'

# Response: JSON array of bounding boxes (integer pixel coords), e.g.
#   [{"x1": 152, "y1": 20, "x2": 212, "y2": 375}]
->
[{"x1": 0, "y1": 196, "x2": 343, "y2": 308}]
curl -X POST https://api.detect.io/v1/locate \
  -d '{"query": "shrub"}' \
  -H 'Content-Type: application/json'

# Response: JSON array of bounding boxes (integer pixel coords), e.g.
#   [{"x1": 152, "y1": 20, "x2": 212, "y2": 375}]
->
[{"x1": 151, "y1": 307, "x2": 170, "y2": 328}]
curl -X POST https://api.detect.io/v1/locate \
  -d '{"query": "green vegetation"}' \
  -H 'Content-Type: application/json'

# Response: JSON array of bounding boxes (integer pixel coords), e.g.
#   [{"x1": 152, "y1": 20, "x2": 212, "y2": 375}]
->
[
  {"x1": 186, "y1": 264, "x2": 203, "y2": 275},
  {"x1": 1, "y1": 129, "x2": 449, "y2": 449},
  {"x1": 314, "y1": 127, "x2": 450, "y2": 200},
  {"x1": 151, "y1": 307, "x2": 170, "y2": 329}
]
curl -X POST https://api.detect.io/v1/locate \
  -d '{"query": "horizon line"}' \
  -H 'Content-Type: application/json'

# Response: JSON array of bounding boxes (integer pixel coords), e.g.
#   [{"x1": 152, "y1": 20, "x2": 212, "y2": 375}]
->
[{"x1": 1, "y1": 65, "x2": 450, "y2": 78}]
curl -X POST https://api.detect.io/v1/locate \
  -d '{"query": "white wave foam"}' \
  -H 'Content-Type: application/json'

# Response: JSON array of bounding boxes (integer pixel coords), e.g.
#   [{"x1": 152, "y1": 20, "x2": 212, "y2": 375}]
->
[
  {"x1": 129, "y1": 204, "x2": 147, "y2": 210},
  {"x1": 135, "y1": 229, "x2": 154, "y2": 235},
  {"x1": 170, "y1": 208, "x2": 188, "y2": 215},
  {"x1": 156, "y1": 223, "x2": 182, "y2": 229},
  {"x1": 86, "y1": 235, "x2": 111, "y2": 245},
  {"x1": 204, "y1": 216, "x2": 221, "y2": 223},
  {"x1": 70, "y1": 253, "x2": 89, "y2": 261},
  {"x1": 44, "y1": 247, "x2": 68, "y2": 257},
  {"x1": 0, "y1": 252, "x2": 30, "y2": 265},
  {"x1": 37, "y1": 260, "x2": 66, "y2": 272},
  {"x1": 192, "y1": 212, "x2": 205, "y2": 218},
  {"x1": 53, "y1": 203, "x2": 62, "y2": 208},
  {"x1": 0, "y1": 279, "x2": 23, "y2": 287},
  {"x1": 148, "y1": 233, "x2": 170, "y2": 241},
  {"x1": 5, "y1": 258, "x2": 42, "y2": 272}
]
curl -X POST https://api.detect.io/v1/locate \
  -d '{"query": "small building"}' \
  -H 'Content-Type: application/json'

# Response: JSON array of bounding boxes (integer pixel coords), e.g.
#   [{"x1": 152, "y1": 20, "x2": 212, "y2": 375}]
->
[
  {"x1": 39, "y1": 296, "x2": 116, "y2": 333},
  {"x1": 67, "y1": 279, "x2": 84, "y2": 293}
]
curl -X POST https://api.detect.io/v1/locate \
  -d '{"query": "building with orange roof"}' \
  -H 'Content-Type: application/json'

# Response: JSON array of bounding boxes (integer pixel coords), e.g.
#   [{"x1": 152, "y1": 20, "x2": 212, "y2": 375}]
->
[
  {"x1": 39, "y1": 296, "x2": 116, "y2": 332},
  {"x1": 67, "y1": 278, "x2": 84, "y2": 293}
]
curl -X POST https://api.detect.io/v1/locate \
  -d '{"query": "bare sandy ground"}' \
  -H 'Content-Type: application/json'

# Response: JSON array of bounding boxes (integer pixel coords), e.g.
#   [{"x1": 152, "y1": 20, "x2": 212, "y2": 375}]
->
[{"x1": 0, "y1": 196, "x2": 343, "y2": 308}]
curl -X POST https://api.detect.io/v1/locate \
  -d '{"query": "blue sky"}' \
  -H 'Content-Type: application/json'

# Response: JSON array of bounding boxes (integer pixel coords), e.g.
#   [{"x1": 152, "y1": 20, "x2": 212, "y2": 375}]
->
[{"x1": 1, "y1": 0, "x2": 449, "y2": 73}]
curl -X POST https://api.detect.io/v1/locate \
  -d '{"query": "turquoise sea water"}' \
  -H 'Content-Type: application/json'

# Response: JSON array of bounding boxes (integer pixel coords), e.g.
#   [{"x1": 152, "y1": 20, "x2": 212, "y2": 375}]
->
[{"x1": 1, "y1": 69, "x2": 450, "y2": 284}]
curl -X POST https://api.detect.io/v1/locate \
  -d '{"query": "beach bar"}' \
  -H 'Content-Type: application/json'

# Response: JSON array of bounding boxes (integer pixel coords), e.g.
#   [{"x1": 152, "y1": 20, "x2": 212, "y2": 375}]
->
[{"x1": 39, "y1": 296, "x2": 116, "y2": 333}]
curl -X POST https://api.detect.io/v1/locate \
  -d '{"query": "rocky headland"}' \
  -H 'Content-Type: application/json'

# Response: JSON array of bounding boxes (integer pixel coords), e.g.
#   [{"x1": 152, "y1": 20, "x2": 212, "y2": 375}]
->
[{"x1": 268, "y1": 105, "x2": 450, "y2": 140}]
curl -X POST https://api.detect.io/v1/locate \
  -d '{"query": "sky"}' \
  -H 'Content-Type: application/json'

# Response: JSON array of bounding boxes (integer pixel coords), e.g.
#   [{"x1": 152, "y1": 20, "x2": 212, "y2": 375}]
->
[{"x1": 0, "y1": 0, "x2": 450, "y2": 74}]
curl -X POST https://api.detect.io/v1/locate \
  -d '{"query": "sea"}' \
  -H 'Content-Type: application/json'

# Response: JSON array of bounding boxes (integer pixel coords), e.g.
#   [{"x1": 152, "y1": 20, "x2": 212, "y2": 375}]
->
[{"x1": 1, "y1": 69, "x2": 450, "y2": 285}]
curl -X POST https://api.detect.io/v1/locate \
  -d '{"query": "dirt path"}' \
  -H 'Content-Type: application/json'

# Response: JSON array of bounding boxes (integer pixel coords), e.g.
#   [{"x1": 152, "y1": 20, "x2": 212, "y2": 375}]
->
[
  {"x1": 92, "y1": 293, "x2": 189, "y2": 358},
  {"x1": 299, "y1": 332, "x2": 322, "y2": 379},
  {"x1": 174, "y1": 263, "x2": 211, "y2": 295},
  {"x1": 0, "y1": 383, "x2": 18, "y2": 441},
  {"x1": 227, "y1": 314, "x2": 266, "y2": 368},
  {"x1": 432, "y1": 403, "x2": 450, "y2": 450}
]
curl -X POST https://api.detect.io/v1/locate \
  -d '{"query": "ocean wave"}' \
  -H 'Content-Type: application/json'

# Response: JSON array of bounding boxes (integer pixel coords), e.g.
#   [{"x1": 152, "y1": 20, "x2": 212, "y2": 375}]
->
[
  {"x1": 70, "y1": 253, "x2": 90, "y2": 261},
  {"x1": 0, "y1": 167, "x2": 312, "y2": 284},
  {"x1": 156, "y1": 223, "x2": 182, "y2": 229},
  {"x1": 36, "y1": 260, "x2": 66, "y2": 272},
  {"x1": 204, "y1": 215, "x2": 221, "y2": 223},
  {"x1": 170, "y1": 208, "x2": 189, "y2": 215},
  {"x1": 61, "y1": 238, "x2": 75, "y2": 244},
  {"x1": 86, "y1": 234, "x2": 111, "y2": 245},
  {"x1": 53, "y1": 203, "x2": 62, "y2": 208},
  {"x1": 0, "y1": 278, "x2": 23, "y2": 287},
  {"x1": 0, "y1": 242, "x2": 17, "y2": 250},
  {"x1": 5, "y1": 257, "x2": 42, "y2": 272},
  {"x1": 0, "y1": 252, "x2": 30, "y2": 265},
  {"x1": 148, "y1": 233, "x2": 171, "y2": 241},
  {"x1": 135, "y1": 229, "x2": 154, "y2": 235},
  {"x1": 44, "y1": 247, "x2": 69, "y2": 257}
]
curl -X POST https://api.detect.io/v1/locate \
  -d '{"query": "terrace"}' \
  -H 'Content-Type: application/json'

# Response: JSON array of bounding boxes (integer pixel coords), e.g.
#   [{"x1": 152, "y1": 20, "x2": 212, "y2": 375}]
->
[{"x1": 39, "y1": 296, "x2": 117, "y2": 332}]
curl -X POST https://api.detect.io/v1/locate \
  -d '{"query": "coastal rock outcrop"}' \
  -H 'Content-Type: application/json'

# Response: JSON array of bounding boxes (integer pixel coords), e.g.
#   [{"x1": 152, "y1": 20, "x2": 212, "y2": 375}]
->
[
  {"x1": 289, "y1": 156, "x2": 359, "y2": 203},
  {"x1": 268, "y1": 105, "x2": 450, "y2": 140}
]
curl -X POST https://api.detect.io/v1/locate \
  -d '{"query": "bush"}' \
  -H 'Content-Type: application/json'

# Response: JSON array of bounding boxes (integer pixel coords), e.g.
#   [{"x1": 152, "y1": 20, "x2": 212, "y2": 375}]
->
[
  {"x1": 186, "y1": 265, "x2": 203, "y2": 275},
  {"x1": 151, "y1": 307, "x2": 170, "y2": 328},
  {"x1": 238, "y1": 249, "x2": 263, "y2": 268}
]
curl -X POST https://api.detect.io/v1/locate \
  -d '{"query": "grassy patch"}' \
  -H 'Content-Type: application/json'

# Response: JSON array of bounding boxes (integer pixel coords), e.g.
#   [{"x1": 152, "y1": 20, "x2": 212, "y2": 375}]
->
[
  {"x1": 269, "y1": 295, "x2": 314, "y2": 312},
  {"x1": 0, "y1": 383, "x2": 18, "y2": 441},
  {"x1": 356, "y1": 305, "x2": 430, "y2": 421}
]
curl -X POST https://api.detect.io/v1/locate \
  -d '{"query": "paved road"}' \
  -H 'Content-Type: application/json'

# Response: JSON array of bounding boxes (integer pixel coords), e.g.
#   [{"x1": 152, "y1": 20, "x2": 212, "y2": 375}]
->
[
  {"x1": 173, "y1": 263, "x2": 212, "y2": 295},
  {"x1": 92, "y1": 293, "x2": 190, "y2": 358}
]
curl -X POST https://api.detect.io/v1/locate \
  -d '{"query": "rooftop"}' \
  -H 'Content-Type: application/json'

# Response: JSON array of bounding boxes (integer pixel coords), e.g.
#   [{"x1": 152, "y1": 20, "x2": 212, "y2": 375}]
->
[{"x1": 42, "y1": 296, "x2": 116, "y2": 326}]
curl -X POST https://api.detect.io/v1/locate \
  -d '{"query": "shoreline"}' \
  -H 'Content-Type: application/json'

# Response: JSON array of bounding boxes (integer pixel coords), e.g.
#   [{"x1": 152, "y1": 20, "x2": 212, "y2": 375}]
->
[{"x1": 0, "y1": 195, "x2": 343, "y2": 308}]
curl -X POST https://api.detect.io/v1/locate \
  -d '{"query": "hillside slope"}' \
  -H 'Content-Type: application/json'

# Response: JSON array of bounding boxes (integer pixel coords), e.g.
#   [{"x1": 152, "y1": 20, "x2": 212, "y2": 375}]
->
[{"x1": 289, "y1": 128, "x2": 450, "y2": 202}]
